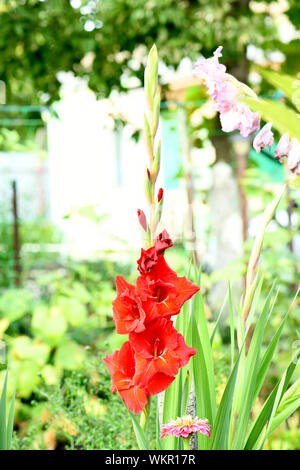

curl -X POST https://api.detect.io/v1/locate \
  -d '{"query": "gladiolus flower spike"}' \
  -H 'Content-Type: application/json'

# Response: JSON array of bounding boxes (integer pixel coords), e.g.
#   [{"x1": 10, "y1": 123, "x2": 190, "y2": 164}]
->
[
  {"x1": 104, "y1": 231, "x2": 199, "y2": 414},
  {"x1": 194, "y1": 47, "x2": 300, "y2": 176}
]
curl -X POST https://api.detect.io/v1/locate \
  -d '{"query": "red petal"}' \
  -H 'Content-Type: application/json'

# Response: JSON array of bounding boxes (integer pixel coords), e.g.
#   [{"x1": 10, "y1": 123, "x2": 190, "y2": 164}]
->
[
  {"x1": 146, "y1": 373, "x2": 175, "y2": 395},
  {"x1": 134, "y1": 356, "x2": 158, "y2": 385},
  {"x1": 137, "y1": 247, "x2": 158, "y2": 275},
  {"x1": 115, "y1": 275, "x2": 135, "y2": 295},
  {"x1": 155, "y1": 350, "x2": 180, "y2": 376},
  {"x1": 119, "y1": 386, "x2": 148, "y2": 414},
  {"x1": 175, "y1": 276, "x2": 200, "y2": 305},
  {"x1": 117, "y1": 341, "x2": 136, "y2": 379},
  {"x1": 113, "y1": 280, "x2": 146, "y2": 334},
  {"x1": 129, "y1": 318, "x2": 178, "y2": 359},
  {"x1": 146, "y1": 255, "x2": 177, "y2": 283},
  {"x1": 175, "y1": 334, "x2": 197, "y2": 368},
  {"x1": 154, "y1": 230, "x2": 173, "y2": 254},
  {"x1": 103, "y1": 350, "x2": 119, "y2": 377}
]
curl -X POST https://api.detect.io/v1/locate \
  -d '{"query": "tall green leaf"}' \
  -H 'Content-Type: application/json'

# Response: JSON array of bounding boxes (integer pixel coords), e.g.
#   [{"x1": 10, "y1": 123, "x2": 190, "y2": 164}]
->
[
  {"x1": 0, "y1": 371, "x2": 8, "y2": 450},
  {"x1": 130, "y1": 412, "x2": 149, "y2": 450},
  {"x1": 244, "y1": 354, "x2": 298, "y2": 449},
  {"x1": 232, "y1": 286, "x2": 275, "y2": 449},
  {"x1": 210, "y1": 351, "x2": 242, "y2": 450}
]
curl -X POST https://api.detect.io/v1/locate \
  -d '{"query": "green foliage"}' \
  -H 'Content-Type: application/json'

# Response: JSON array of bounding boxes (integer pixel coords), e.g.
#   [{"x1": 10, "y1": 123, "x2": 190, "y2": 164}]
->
[
  {"x1": 243, "y1": 97, "x2": 300, "y2": 140},
  {"x1": 0, "y1": 258, "x2": 130, "y2": 403},
  {"x1": 11, "y1": 356, "x2": 138, "y2": 450},
  {"x1": 0, "y1": 0, "x2": 281, "y2": 105},
  {"x1": 0, "y1": 210, "x2": 62, "y2": 288},
  {"x1": 0, "y1": 371, "x2": 15, "y2": 450},
  {"x1": 130, "y1": 187, "x2": 299, "y2": 451}
]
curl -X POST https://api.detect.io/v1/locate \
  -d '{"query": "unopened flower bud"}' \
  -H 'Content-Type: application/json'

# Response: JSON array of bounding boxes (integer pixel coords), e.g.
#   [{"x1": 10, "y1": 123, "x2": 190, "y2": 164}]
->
[
  {"x1": 157, "y1": 188, "x2": 163, "y2": 203},
  {"x1": 253, "y1": 123, "x2": 274, "y2": 153},
  {"x1": 287, "y1": 138, "x2": 300, "y2": 174},
  {"x1": 145, "y1": 169, "x2": 153, "y2": 205},
  {"x1": 137, "y1": 209, "x2": 148, "y2": 232},
  {"x1": 274, "y1": 133, "x2": 291, "y2": 162}
]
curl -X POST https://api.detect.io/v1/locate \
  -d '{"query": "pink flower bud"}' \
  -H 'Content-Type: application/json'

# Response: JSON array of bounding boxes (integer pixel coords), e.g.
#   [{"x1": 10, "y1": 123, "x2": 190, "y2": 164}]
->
[
  {"x1": 253, "y1": 123, "x2": 274, "y2": 153},
  {"x1": 287, "y1": 138, "x2": 300, "y2": 174},
  {"x1": 274, "y1": 133, "x2": 291, "y2": 162},
  {"x1": 137, "y1": 209, "x2": 147, "y2": 232}
]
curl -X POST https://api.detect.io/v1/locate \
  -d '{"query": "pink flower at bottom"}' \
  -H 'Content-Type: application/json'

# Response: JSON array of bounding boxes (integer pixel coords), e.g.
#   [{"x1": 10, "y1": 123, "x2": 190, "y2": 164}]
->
[{"x1": 160, "y1": 415, "x2": 211, "y2": 439}]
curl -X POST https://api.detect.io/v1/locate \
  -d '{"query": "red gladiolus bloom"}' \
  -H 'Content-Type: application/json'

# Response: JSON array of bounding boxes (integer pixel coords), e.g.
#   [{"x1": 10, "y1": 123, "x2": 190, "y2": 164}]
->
[
  {"x1": 154, "y1": 229, "x2": 173, "y2": 254},
  {"x1": 137, "y1": 246, "x2": 158, "y2": 275},
  {"x1": 112, "y1": 276, "x2": 146, "y2": 334},
  {"x1": 103, "y1": 341, "x2": 148, "y2": 413},
  {"x1": 130, "y1": 318, "x2": 197, "y2": 387},
  {"x1": 136, "y1": 232, "x2": 199, "y2": 323},
  {"x1": 137, "y1": 230, "x2": 173, "y2": 275},
  {"x1": 105, "y1": 229, "x2": 199, "y2": 415},
  {"x1": 136, "y1": 273, "x2": 199, "y2": 322},
  {"x1": 104, "y1": 341, "x2": 175, "y2": 414}
]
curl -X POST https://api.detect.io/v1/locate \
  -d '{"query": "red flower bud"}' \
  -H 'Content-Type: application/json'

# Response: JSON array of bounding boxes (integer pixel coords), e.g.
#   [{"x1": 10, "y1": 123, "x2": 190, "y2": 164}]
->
[
  {"x1": 137, "y1": 209, "x2": 147, "y2": 232},
  {"x1": 147, "y1": 168, "x2": 151, "y2": 180},
  {"x1": 157, "y1": 188, "x2": 163, "y2": 203}
]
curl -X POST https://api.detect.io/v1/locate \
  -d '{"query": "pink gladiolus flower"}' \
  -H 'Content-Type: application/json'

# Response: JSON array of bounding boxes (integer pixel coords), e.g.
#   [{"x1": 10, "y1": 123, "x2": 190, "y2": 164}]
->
[
  {"x1": 220, "y1": 102, "x2": 260, "y2": 137},
  {"x1": 160, "y1": 415, "x2": 211, "y2": 439},
  {"x1": 274, "y1": 133, "x2": 291, "y2": 162},
  {"x1": 194, "y1": 47, "x2": 260, "y2": 138},
  {"x1": 287, "y1": 138, "x2": 300, "y2": 174},
  {"x1": 253, "y1": 123, "x2": 274, "y2": 153},
  {"x1": 194, "y1": 46, "x2": 226, "y2": 89},
  {"x1": 238, "y1": 105, "x2": 261, "y2": 137}
]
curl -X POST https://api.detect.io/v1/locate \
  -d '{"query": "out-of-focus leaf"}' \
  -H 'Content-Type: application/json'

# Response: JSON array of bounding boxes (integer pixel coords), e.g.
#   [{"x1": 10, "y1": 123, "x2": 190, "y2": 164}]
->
[
  {"x1": 54, "y1": 341, "x2": 86, "y2": 370},
  {"x1": 243, "y1": 97, "x2": 300, "y2": 139},
  {"x1": 256, "y1": 67, "x2": 299, "y2": 106}
]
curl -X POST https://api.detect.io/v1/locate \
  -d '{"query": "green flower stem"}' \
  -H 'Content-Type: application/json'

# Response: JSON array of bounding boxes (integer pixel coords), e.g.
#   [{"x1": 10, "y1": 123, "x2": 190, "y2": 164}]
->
[
  {"x1": 140, "y1": 398, "x2": 151, "y2": 431},
  {"x1": 182, "y1": 437, "x2": 190, "y2": 451},
  {"x1": 143, "y1": 44, "x2": 162, "y2": 247}
]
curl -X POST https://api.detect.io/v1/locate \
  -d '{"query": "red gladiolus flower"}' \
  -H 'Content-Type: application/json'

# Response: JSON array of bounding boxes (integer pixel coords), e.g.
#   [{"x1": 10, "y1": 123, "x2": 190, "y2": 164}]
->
[
  {"x1": 137, "y1": 246, "x2": 158, "y2": 275},
  {"x1": 136, "y1": 273, "x2": 199, "y2": 322},
  {"x1": 105, "y1": 229, "x2": 199, "y2": 415},
  {"x1": 112, "y1": 276, "x2": 146, "y2": 334},
  {"x1": 104, "y1": 341, "x2": 174, "y2": 414},
  {"x1": 154, "y1": 229, "x2": 172, "y2": 254},
  {"x1": 130, "y1": 318, "x2": 197, "y2": 387},
  {"x1": 136, "y1": 232, "x2": 199, "y2": 323},
  {"x1": 137, "y1": 230, "x2": 173, "y2": 274},
  {"x1": 103, "y1": 342, "x2": 147, "y2": 413}
]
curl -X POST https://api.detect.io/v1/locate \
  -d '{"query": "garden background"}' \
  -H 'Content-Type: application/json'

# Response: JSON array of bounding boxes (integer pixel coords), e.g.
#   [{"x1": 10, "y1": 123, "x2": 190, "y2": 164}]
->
[{"x1": 0, "y1": 0, "x2": 299, "y2": 450}]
